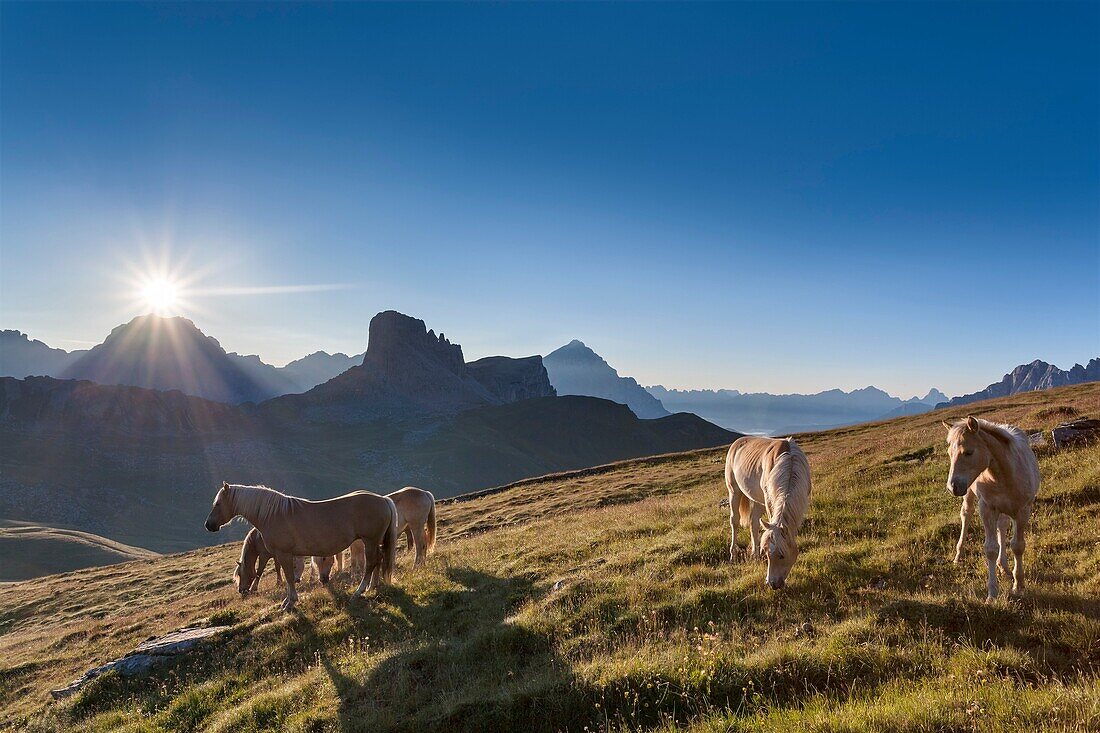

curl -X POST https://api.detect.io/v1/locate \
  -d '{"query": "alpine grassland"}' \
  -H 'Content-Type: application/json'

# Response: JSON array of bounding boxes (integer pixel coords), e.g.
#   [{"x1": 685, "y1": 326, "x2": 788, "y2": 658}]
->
[{"x1": 2, "y1": 383, "x2": 1098, "y2": 732}]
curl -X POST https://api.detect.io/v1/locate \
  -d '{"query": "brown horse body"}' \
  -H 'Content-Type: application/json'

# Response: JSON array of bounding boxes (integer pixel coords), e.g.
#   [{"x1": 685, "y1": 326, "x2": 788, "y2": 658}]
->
[{"x1": 207, "y1": 483, "x2": 398, "y2": 611}]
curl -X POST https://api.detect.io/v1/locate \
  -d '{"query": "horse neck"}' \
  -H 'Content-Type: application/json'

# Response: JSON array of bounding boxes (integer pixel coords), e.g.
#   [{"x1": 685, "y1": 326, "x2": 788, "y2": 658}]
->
[
  {"x1": 771, "y1": 493, "x2": 805, "y2": 536},
  {"x1": 979, "y1": 430, "x2": 1020, "y2": 488},
  {"x1": 230, "y1": 485, "x2": 282, "y2": 530},
  {"x1": 770, "y1": 471, "x2": 808, "y2": 535}
]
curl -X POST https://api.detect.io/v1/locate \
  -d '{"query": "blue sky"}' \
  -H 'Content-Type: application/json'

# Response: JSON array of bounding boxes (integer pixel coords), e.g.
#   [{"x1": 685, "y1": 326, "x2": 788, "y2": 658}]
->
[{"x1": 1, "y1": 2, "x2": 1096, "y2": 397}]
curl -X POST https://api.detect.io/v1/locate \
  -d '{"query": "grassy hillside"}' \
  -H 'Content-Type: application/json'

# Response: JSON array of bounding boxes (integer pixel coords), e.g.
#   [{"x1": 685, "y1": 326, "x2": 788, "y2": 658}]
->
[
  {"x1": 2, "y1": 383, "x2": 1098, "y2": 732},
  {"x1": 0, "y1": 521, "x2": 158, "y2": 582}
]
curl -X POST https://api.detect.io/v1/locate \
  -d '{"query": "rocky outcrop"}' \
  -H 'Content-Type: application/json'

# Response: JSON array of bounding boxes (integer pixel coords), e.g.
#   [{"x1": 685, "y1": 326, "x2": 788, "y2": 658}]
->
[
  {"x1": 1052, "y1": 418, "x2": 1100, "y2": 449},
  {"x1": 261, "y1": 311, "x2": 500, "y2": 421},
  {"x1": 50, "y1": 626, "x2": 231, "y2": 699},
  {"x1": 467, "y1": 356, "x2": 556, "y2": 403},
  {"x1": 942, "y1": 358, "x2": 1100, "y2": 408},
  {"x1": 544, "y1": 340, "x2": 669, "y2": 419}
]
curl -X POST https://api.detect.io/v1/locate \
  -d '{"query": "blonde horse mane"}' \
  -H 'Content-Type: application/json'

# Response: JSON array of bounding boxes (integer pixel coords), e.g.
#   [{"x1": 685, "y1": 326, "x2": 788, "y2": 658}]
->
[
  {"x1": 227, "y1": 484, "x2": 293, "y2": 527},
  {"x1": 762, "y1": 439, "x2": 811, "y2": 555}
]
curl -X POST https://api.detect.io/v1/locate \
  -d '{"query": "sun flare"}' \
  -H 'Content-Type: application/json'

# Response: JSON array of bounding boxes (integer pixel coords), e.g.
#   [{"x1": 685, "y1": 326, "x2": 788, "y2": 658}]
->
[{"x1": 139, "y1": 278, "x2": 179, "y2": 314}]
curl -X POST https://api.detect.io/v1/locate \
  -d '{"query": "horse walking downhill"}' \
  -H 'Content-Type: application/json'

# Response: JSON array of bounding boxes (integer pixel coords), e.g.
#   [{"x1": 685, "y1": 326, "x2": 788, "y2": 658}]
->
[
  {"x1": 943, "y1": 416, "x2": 1040, "y2": 600},
  {"x1": 206, "y1": 482, "x2": 398, "y2": 611},
  {"x1": 724, "y1": 436, "x2": 813, "y2": 589}
]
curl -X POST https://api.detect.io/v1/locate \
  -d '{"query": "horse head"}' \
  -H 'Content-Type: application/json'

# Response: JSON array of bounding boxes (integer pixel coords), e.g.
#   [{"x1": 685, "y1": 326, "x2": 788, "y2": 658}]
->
[
  {"x1": 205, "y1": 481, "x2": 234, "y2": 532},
  {"x1": 943, "y1": 417, "x2": 991, "y2": 497},
  {"x1": 760, "y1": 519, "x2": 797, "y2": 590}
]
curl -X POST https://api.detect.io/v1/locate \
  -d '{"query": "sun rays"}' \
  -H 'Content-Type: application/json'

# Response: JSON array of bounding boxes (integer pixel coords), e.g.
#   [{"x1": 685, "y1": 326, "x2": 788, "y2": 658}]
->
[{"x1": 138, "y1": 277, "x2": 179, "y2": 315}]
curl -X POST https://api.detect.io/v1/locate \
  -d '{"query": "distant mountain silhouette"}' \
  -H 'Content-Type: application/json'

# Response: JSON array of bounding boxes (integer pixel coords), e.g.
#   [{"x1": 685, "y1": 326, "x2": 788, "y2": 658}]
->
[
  {"x1": 941, "y1": 358, "x2": 1100, "y2": 408},
  {"x1": 60, "y1": 315, "x2": 282, "y2": 404},
  {"x1": 0, "y1": 330, "x2": 84, "y2": 377},
  {"x1": 0, "y1": 375, "x2": 736, "y2": 552},
  {"x1": 278, "y1": 350, "x2": 364, "y2": 392},
  {"x1": 2, "y1": 326, "x2": 367, "y2": 398},
  {"x1": 264, "y1": 311, "x2": 557, "y2": 422},
  {"x1": 647, "y1": 384, "x2": 944, "y2": 434},
  {"x1": 543, "y1": 340, "x2": 669, "y2": 419}
]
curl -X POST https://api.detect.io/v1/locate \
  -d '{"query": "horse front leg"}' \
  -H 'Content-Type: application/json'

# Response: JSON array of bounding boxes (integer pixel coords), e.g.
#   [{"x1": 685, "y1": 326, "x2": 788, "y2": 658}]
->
[
  {"x1": 996, "y1": 515, "x2": 1012, "y2": 575},
  {"x1": 978, "y1": 501, "x2": 1001, "y2": 601},
  {"x1": 749, "y1": 503, "x2": 765, "y2": 559},
  {"x1": 352, "y1": 540, "x2": 379, "y2": 598},
  {"x1": 954, "y1": 489, "x2": 974, "y2": 563},
  {"x1": 253, "y1": 556, "x2": 269, "y2": 592},
  {"x1": 275, "y1": 553, "x2": 299, "y2": 612}
]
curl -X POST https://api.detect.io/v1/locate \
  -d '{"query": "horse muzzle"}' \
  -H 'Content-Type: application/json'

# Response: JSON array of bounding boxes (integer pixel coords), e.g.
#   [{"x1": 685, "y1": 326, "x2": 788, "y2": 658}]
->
[
  {"x1": 767, "y1": 578, "x2": 786, "y2": 590},
  {"x1": 205, "y1": 520, "x2": 219, "y2": 532},
  {"x1": 948, "y1": 479, "x2": 969, "y2": 498}
]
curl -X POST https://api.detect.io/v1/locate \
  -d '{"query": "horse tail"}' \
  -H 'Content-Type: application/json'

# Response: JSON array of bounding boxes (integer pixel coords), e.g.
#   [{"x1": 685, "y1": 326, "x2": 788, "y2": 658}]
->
[
  {"x1": 425, "y1": 493, "x2": 437, "y2": 554},
  {"x1": 380, "y1": 497, "x2": 399, "y2": 585}
]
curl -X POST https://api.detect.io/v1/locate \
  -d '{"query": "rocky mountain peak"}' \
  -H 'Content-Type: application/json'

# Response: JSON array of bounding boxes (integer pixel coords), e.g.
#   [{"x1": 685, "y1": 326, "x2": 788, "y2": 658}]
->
[{"x1": 363, "y1": 310, "x2": 465, "y2": 375}]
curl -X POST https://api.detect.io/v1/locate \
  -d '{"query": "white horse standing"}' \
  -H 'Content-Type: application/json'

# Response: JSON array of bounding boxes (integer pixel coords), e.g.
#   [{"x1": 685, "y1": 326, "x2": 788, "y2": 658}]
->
[
  {"x1": 724, "y1": 436, "x2": 813, "y2": 589},
  {"x1": 944, "y1": 416, "x2": 1040, "y2": 600}
]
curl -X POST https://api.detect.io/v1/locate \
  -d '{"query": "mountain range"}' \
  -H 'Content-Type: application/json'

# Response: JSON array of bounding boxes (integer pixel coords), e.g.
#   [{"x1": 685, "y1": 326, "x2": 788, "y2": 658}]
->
[
  {"x1": 0, "y1": 322, "x2": 364, "y2": 403},
  {"x1": 646, "y1": 385, "x2": 949, "y2": 435},
  {"x1": 940, "y1": 358, "x2": 1100, "y2": 408},
  {"x1": 0, "y1": 311, "x2": 737, "y2": 553}
]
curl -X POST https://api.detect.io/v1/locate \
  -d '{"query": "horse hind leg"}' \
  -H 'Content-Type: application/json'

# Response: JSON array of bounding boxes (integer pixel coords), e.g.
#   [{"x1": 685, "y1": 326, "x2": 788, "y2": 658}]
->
[
  {"x1": 954, "y1": 490, "x2": 975, "y2": 564},
  {"x1": 411, "y1": 526, "x2": 426, "y2": 567},
  {"x1": 996, "y1": 515, "x2": 1012, "y2": 575},
  {"x1": 979, "y1": 501, "x2": 1001, "y2": 601}
]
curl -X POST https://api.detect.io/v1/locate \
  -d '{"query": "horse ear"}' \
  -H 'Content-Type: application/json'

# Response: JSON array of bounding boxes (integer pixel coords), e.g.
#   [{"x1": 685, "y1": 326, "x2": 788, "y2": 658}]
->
[
  {"x1": 941, "y1": 420, "x2": 954, "y2": 431},
  {"x1": 965, "y1": 416, "x2": 980, "y2": 432},
  {"x1": 760, "y1": 519, "x2": 772, "y2": 531},
  {"x1": 222, "y1": 481, "x2": 230, "y2": 489}
]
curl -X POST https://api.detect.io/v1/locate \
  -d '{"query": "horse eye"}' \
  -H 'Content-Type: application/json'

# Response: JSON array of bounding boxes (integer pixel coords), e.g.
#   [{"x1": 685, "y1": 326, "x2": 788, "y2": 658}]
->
[{"x1": 964, "y1": 450, "x2": 974, "y2": 456}]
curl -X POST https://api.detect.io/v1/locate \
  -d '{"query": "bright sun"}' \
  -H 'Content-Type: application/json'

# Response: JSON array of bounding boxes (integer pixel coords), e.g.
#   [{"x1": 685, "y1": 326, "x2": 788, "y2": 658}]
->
[{"x1": 140, "y1": 278, "x2": 179, "y2": 314}]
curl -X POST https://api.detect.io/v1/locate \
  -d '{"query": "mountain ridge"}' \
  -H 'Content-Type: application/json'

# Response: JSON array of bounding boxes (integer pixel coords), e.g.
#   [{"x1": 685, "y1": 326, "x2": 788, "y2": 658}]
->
[
  {"x1": 941, "y1": 358, "x2": 1100, "y2": 407},
  {"x1": 543, "y1": 339, "x2": 669, "y2": 419}
]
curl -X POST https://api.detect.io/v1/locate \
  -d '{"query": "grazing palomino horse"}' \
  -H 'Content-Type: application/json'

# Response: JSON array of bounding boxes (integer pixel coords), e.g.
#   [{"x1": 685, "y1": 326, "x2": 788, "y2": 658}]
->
[
  {"x1": 206, "y1": 483, "x2": 398, "y2": 611},
  {"x1": 348, "y1": 486, "x2": 438, "y2": 574},
  {"x1": 234, "y1": 529, "x2": 339, "y2": 593},
  {"x1": 943, "y1": 416, "x2": 1039, "y2": 600},
  {"x1": 233, "y1": 528, "x2": 305, "y2": 593},
  {"x1": 724, "y1": 436, "x2": 812, "y2": 589}
]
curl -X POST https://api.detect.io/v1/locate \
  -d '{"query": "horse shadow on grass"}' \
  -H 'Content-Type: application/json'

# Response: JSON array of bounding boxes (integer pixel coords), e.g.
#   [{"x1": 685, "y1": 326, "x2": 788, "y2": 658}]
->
[
  {"x1": 296, "y1": 567, "x2": 592, "y2": 733},
  {"x1": 876, "y1": 589, "x2": 1100, "y2": 678}
]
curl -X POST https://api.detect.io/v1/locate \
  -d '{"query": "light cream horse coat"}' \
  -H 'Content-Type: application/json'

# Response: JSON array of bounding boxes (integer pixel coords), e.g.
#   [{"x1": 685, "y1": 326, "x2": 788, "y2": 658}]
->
[
  {"x1": 944, "y1": 416, "x2": 1040, "y2": 600},
  {"x1": 206, "y1": 483, "x2": 398, "y2": 611},
  {"x1": 724, "y1": 436, "x2": 812, "y2": 589},
  {"x1": 349, "y1": 486, "x2": 437, "y2": 576}
]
